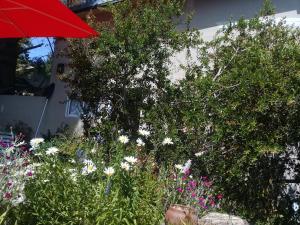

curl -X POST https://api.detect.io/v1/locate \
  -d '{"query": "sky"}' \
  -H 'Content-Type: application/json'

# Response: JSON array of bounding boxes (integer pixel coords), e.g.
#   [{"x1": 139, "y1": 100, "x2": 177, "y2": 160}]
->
[{"x1": 28, "y1": 38, "x2": 54, "y2": 60}]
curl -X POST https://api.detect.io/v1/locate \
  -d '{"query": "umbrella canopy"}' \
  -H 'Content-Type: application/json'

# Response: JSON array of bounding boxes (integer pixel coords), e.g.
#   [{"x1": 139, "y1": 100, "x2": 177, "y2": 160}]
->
[{"x1": 0, "y1": 0, "x2": 98, "y2": 38}]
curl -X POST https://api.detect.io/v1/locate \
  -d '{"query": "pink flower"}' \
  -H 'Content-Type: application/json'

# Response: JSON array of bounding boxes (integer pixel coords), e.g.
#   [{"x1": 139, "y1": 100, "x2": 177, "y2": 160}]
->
[
  {"x1": 191, "y1": 192, "x2": 197, "y2": 198},
  {"x1": 203, "y1": 181, "x2": 212, "y2": 187},
  {"x1": 7, "y1": 180, "x2": 13, "y2": 188},
  {"x1": 198, "y1": 197, "x2": 205, "y2": 202},
  {"x1": 177, "y1": 187, "x2": 184, "y2": 193},
  {"x1": 3, "y1": 192, "x2": 12, "y2": 200},
  {"x1": 210, "y1": 200, "x2": 216, "y2": 207},
  {"x1": 202, "y1": 176, "x2": 208, "y2": 181}
]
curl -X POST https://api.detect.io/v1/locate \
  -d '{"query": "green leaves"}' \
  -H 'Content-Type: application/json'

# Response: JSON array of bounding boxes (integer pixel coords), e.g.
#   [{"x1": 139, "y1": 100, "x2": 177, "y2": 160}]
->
[
  {"x1": 174, "y1": 16, "x2": 300, "y2": 224},
  {"x1": 66, "y1": 0, "x2": 185, "y2": 135}
]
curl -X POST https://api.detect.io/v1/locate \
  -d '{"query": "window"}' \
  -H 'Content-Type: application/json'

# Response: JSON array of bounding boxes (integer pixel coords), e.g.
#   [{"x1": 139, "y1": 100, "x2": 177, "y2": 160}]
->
[{"x1": 65, "y1": 99, "x2": 83, "y2": 118}]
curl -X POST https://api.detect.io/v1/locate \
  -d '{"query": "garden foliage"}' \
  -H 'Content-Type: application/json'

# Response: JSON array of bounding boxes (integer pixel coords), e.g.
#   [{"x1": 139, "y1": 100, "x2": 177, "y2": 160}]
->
[
  {"x1": 167, "y1": 17, "x2": 300, "y2": 224},
  {"x1": 65, "y1": 0, "x2": 185, "y2": 138},
  {"x1": 3, "y1": 0, "x2": 300, "y2": 225},
  {"x1": 1, "y1": 137, "x2": 166, "y2": 225},
  {"x1": 41, "y1": 0, "x2": 300, "y2": 224}
]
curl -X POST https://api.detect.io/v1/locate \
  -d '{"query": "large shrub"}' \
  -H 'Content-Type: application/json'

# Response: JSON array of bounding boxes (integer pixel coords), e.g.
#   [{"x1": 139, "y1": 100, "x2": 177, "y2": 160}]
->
[{"x1": 164, "y1": 17, "x2": 300, "y2": 224}]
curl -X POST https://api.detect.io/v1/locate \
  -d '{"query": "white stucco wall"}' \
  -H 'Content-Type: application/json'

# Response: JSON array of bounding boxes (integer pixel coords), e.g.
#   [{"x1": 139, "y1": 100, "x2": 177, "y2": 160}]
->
[{"x1": 169, "y1": 0, "x2": 300, "y2": 82}]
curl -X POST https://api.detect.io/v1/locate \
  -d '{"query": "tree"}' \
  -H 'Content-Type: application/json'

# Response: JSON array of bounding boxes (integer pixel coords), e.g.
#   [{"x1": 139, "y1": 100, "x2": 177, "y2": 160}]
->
[{"x1": 65, "y1": 0, "x2": 185, "y2": 137}]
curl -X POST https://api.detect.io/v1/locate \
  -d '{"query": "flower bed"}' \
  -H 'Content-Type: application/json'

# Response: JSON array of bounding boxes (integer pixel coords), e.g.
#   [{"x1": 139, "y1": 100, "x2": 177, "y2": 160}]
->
[{"x1": 0, "y1": 134, "x2": 223, "y2": 224}]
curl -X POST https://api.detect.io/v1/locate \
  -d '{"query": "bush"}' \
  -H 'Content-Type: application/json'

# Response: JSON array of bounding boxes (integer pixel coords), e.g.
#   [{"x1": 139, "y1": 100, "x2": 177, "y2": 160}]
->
[
  {"x1": 4, "y1": 136, "x2": 164, "y2": 225},
  {"x1": 157, "y1": 17, "x2": 300, "y2": 224}
]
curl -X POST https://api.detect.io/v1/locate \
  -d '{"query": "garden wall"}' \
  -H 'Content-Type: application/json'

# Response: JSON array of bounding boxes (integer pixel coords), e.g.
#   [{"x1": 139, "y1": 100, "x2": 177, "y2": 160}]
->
[{"x1": 0, "y1": 95, "x2": 46, "y2": 135}]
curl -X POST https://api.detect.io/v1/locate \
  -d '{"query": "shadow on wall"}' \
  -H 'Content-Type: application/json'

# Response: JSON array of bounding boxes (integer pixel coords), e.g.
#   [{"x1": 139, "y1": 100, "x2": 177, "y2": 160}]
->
[{"x1": 182, "y1": 0, "x2": 300, "y2": 29}]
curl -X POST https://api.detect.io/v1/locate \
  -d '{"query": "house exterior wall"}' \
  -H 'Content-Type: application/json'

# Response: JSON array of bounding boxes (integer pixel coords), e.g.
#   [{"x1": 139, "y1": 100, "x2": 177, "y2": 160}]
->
[
  {"x1": 42, "y1": 0, "x2": 300, "y2": 135},
  {"x1": 0, "y1": 95, "x2": 46, "y2": 134},
  {"x1": 181, "y1": 0, "x2": 299, "y2": 30},
  {"x1": 38, "y1": 39, "x2": 84, "y2": 137}
]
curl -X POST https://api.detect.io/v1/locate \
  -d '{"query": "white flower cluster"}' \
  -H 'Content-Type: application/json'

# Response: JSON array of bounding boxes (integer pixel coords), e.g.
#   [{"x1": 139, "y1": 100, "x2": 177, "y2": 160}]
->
[
  {"x1": 138, "y1": 129, "x2": 150, "y2": 137},
  {"x1": 30, "y1": 138, "x2": 44, "y2": 150},
  {"x1": 120, "y1": 156, "x2": 138, "y2": 171},
  {"x1": 0, "y1": 143, "x2": 37, "y2": 206}
]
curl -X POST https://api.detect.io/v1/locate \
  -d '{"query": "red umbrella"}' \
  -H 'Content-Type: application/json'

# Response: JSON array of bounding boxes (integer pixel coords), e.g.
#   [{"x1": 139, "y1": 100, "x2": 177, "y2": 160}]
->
[{"x1": 0, "y1": 0, "x2": 98, "y2": 38}]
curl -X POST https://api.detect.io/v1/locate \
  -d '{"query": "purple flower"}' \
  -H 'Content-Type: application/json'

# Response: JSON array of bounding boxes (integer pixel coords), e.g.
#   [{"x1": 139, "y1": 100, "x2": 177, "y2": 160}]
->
[
  {"x1": 184, "y1": 169, "x2": 191, "y2": 176},
  {"x1": 26, "y1": 170, "x2": 33, "y2": 177},
  {"x1": 188, "y1": 180, "x2": 197, "y2": 189}
]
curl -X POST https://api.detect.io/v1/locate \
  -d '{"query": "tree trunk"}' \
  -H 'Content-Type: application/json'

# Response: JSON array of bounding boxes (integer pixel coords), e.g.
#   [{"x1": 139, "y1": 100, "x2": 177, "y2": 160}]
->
[{"x1": 0, "y1": 38, "x2": 19, "y2": 94}]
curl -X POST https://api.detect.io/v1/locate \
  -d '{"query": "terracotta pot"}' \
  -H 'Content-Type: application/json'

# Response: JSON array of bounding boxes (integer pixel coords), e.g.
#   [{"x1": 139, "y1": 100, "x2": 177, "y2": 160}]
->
[{"x1": 165, "y1": 204, "x2": 198, "y2": 225}]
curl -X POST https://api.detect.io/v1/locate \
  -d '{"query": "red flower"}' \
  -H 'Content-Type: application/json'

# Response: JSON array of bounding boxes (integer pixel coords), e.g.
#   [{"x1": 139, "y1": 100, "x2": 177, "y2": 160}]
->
[{"x1": 217, "y1": 194, "x2": 223, "y2": 200}]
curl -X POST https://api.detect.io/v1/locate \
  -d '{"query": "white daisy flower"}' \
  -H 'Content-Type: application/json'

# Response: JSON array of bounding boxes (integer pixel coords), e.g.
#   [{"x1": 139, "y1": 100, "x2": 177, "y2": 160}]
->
[
  {"x1": 162, "y1": 137, "x2": 173, "y2": 145},
  {"x1": 195, "y1": 151, "x2": 205, "y2": 157},
  {"x1": 104, "y1": 167, "x2": 115, "y2": 176},
  {"x1": 175, "y1": 164, "x2": 183, "y2": 170},
  {"x1": 46, "y1": 147, "x2": 59, "y2": 155},
  {"x1": 118, "y1": 135, "x2": 129, "y2": 144},
  {"x1": 30, "y1": 138, "x2": 44, "y2": 149},
  {"x1": 82, "y1": 160, "x2": 97, "y2": 175},
  {"x1": 136, "y1": 138, "x2": 145, "y2": 147},
  {"x1": 121, "y1": 162, "x2": 131, "y2": 171},
  {"x1": 138, "y1": 129, "x2": 150, "y2": 137},
  {"x1": 124, "y1": 156, "x2": 138, "y2": 164}
]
